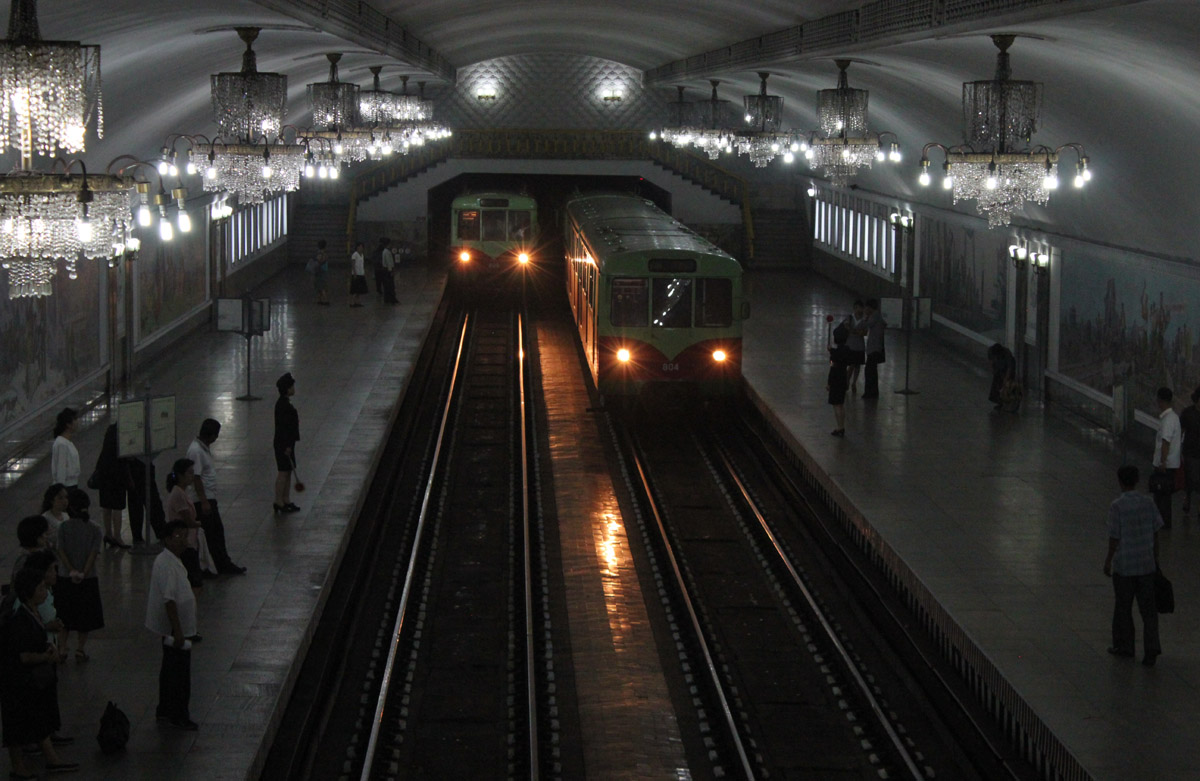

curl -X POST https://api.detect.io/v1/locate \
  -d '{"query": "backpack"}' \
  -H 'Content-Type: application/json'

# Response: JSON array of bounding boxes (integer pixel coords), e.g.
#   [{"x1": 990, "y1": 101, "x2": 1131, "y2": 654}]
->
[{"x1": 96, "y1": 701, "x2": 131, "y2": 754}]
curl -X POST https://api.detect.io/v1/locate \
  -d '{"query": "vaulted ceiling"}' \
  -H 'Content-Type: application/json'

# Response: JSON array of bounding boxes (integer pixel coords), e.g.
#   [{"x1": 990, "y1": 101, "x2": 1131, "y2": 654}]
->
[{"x1": 25, "y1": 0, "x2": 1199, "y2": 259}]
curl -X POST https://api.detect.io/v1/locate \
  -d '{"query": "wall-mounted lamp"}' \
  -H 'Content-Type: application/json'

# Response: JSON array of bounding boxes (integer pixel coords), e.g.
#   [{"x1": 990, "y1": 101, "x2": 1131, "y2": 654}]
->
[
  {"x1": 475, "y1": 84, "x2": 497, "y2": 102},
  {"x1": 1008, "y1": 244, "x2": 1028, "y2": 267},
  {"x1": 1031, "y1": 251, "x2": 1050, "y2": 275},
  {"x1": 806, "y1": 183, "x2": 817, "y2": 198},
  {"x1": 602, "y1": 86, "x2": 623, "y2": 103},
  {"x1": 889, "y1": 212, "x2": 913, "y2": 230}
]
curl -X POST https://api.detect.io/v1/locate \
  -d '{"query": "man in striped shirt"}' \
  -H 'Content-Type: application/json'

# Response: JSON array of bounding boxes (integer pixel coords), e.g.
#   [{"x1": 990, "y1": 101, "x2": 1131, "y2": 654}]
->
[{"x1": 1104, "y1": 465, "x2": 1163, "y2": 666}]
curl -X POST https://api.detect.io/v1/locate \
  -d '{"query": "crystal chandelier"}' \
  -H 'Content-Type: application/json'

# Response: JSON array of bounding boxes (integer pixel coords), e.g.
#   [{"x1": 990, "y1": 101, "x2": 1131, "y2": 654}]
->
[
  {"x1": 651, "y1": 80, "x2": 739, "y2": 159},
  {"x1": 210, "y1": 27, "x2": 287, "y2": 142},
  {"x1": 326, "y1": 73, "x2": 449, "y2": 163},
  {"x1": 308, "y1": 53, "x2": 360, "y2": 131},
  {"x1": 918, "y1": 35, "x2": 1091, "y2": 228},
  {"x1": 801, "y1": 61, "x2": 901, "y2": 186},
  {"x1": 0, "y1": 0, "x2": 102, "y2": 162},
  {"x1": 199, "y1": 141, "x2": 306, "y2": 204}
]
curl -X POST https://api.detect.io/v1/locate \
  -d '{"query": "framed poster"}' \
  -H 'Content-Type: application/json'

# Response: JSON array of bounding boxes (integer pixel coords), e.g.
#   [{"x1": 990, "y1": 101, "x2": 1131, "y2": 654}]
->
[
  {"x1": 117, "y1": 400, "x2": 146, "y2": 458},
  {"x1": 216, "y1": 298, "x2": 244, "y2": 332},
  {"x1": 150, "y1": 395, "x2": 176, "y2": 452}
]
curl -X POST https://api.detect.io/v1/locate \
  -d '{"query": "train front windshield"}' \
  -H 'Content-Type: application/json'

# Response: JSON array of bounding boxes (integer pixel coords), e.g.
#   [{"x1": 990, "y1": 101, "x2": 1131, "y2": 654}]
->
[
  {"x1": 455, "y1": 207, "x2": 535, "y2": 243},
  {"x1": 611, "y1": 276, "x2": 733, "y2": 328}
]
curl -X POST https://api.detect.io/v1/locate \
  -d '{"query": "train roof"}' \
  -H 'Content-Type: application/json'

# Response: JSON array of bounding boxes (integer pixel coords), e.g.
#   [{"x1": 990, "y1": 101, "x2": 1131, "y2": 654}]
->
[
  {"x1": 451, "y1": 192, "x2": 537, "y2": 209},
  {"x1": 566, "y1": 194, "x2": 737, "y2": 264}
]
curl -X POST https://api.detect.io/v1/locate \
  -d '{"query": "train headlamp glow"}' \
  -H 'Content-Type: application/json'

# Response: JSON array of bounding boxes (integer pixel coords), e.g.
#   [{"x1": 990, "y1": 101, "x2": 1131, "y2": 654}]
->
[
  {"x1": 712, "y1": 349, "x2": 727, "y2": 362},
  {"x1": 517, "y1": 252, "x2": 530, "y2": 264},
  {"x1": 617, "y1": 348, "x2": 631, "y2": 363},
  {"x1": 459, "y1": 251, "x2": 471, "y2": 263}
]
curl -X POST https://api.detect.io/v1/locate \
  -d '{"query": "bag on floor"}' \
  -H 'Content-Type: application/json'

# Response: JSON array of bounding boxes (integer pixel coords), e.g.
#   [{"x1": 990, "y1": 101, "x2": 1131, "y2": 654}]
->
[
  {"x1": 96, "y1": 701, "x2": 130, "y2": 754},
  {"x1": 1155, "y1": 568, "x2": 1175, "y2": 614}
]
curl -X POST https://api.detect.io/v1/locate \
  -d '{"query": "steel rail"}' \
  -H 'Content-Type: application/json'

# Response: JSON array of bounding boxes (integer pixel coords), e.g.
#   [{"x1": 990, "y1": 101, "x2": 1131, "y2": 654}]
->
[
  {"x1": 359, "y1": 314, "x2": 471, "y2": 781},
  {"x1": 625, "y1": 433, "x2": 757, "y2": 780},
  {"x1": 713, "y1": 447, "x2": 926, "y2": 781},
  {"x1": 518, "y1": 313, "x2": 540, "y2": 780}
]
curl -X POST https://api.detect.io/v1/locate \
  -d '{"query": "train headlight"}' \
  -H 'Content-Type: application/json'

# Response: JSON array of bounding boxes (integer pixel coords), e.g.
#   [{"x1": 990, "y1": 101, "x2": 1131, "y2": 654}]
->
[
  {"x1": 459, "y1": 251, "x2": 470, "y2": 263},
  {"x1": 712, "y1": 349, "x2": 727, "y2": 362},
  {"x1": 518, "y1": 252, "x2": 530, "y2": 264},
  {"x1": 617, "y1": 348, "x2": 631, "y2": 363}
]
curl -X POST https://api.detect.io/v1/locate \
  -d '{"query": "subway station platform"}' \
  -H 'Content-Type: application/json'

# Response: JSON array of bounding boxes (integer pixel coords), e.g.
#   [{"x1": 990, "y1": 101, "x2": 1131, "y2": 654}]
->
[
  {"x1": 741, "y1": 269, "x2": 1200, "y2": 781},
  {"x1": 0, "y1": 262, "x2": 445, "y2": 780}
]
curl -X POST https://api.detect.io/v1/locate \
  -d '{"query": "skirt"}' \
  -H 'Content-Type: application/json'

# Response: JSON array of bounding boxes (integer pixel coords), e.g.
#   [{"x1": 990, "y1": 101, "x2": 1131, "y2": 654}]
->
[
  {"x1": 54, "y1": 577, "x2": 105, "y2": 632},
  {"x1": 349, "y1": 274, "x2": 368, "y2": 295},
  {"x1": 0, "y1": 683, "x2": 56, "y2": 747},
  {"x1": 274, "y1": 443, "x2": 296, "y2": 472}
]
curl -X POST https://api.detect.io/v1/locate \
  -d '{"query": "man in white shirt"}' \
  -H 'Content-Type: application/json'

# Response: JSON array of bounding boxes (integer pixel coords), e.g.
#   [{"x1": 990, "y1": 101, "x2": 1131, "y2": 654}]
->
[
  {"x1": 1152, "y1": 386, "x2": 1182, "y2": 527},
  {"x1": 146, "y1": 520, "x2": 198, "y2": 730},
  {"x1": 186, "y1": 418, "x2": 246, "y2": 574}
]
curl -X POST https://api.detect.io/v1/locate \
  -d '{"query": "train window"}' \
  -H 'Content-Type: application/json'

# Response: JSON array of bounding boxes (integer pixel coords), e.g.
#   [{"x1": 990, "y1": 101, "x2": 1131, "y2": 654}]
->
[
  {"x1": 696, "y1": 278, "x2": 733, "y2": 327},
  {"x1": 482, "y1": 210, "x2": 507, "y2": 241},
  {"x1": 611, "y1": 278, "x2": 649, "y2": 326},
  {"x1": 648, "y1": 258, "x2": 696, "y2": 273},
  {"x1": 652, "y1": 278, "x2": 693, "y2": 328},
  {"x1": 457, "y1": 210, "x2": 480, "y2": 241},
  {"x1": 509, "y1": 210, "x2": 532, "y2": 240}
]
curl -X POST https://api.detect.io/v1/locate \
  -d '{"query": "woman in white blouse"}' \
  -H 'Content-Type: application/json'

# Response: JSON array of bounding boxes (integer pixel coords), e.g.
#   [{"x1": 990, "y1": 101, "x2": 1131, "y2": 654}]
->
[
  {"x1": 50, "y1": 408, "x2": 80, "y2": 489},
  {"x1": 348, "y1": 241, "x2": 368, "y2": 307}
]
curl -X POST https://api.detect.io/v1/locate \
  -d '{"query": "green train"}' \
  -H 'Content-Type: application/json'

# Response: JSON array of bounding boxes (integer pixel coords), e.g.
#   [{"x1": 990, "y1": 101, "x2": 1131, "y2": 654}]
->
[
  {"x1": 450, "y1": 192, "x2": 538, "y2": 283},
  {"x1": 564, "y1": 194, "x2": 746, "y2": 395}
]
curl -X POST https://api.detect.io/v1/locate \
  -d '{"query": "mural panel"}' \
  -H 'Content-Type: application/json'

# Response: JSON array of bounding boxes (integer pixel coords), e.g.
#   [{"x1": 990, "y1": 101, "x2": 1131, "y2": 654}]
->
[
  {"x1": 918, "y1": 216, "x2": 1009, "y2": 342},
  {"x1": 0, "y1": 261, "x2": 103, "y2": 428},
  {"x1": 138, "y1": 226, "x2": 206, "y2": 342},
  {"x1": 1059, "y1": 249, "x2": 1200, "y2": 415}
]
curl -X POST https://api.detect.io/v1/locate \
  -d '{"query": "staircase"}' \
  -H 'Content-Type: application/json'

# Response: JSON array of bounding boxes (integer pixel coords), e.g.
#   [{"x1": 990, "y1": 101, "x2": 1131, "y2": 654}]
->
[
  {"x1": 749, "y1": 209, "x2": 808, "y2": 268},
  {"x1": 289, "y1": 202, "x2": 350, "y2": 266}
]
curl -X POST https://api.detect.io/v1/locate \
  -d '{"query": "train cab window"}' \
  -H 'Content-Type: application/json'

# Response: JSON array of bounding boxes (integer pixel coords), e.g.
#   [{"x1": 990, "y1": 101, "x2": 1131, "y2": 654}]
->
[
  {"x1": 482, "y1": 210, "x2": 507, "y2": 241},
  {"x1": 652, "y1": 278, "x2": 693, "y2": 328},
  {"x1": 611, "y1": 278, "x2": 649, "y2": 326},
  {"x1": 509, "y1": 210, "x2": 532, "y2": 241},
  {"x1": 457, "y1": 210, "x2": 480, "y2": 241},
  {"x1": 696, "y1": 278, "x2": 733, "y2": 327}
]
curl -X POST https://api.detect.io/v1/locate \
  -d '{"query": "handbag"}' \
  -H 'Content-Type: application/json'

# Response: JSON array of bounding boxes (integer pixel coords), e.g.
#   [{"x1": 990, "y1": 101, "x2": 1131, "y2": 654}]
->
[
  {"x1": 1155, "y1": 568, "x2": 1175, "y2": 614},
  {"x1": 96, "y1": 701, "x2": 131, "y2": 754}
]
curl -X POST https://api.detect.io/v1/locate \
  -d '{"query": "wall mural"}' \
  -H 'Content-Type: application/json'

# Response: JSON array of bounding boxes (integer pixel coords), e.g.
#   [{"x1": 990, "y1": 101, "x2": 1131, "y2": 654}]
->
[
  {"x1": 138, "y1": 225, "x2": 207, "y2": 342},
  {"x1": 918, "y1": 216, "x2": 1009, "y2": 343},
  {"x1": 1058, "y1": 249, "x2": 1200, "y2": 415},
  {"x1": 0, "y1": 261, "x2": 102, "y2": 429}
]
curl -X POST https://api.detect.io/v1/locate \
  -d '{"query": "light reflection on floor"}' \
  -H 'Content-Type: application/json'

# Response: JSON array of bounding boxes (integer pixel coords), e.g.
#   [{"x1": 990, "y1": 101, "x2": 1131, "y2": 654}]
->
[{"x1": 592, "y1": 505, "x2": 633, "y2": 648}]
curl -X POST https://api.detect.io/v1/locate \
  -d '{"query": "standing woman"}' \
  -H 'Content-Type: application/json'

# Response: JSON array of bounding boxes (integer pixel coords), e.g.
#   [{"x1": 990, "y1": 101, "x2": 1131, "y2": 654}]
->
[
  {"x1": 165, "y1": 458, "x2": 204, "y2": 592},
  {"x1": 53, "y1": 494, "x2": 104, "y2": 663},
  {"x1": 39, "y1": 484, "x2": 68, "y2": 549},
  {"x1": 348, "y1": 241, "x2": 368, "y2": 307},
  {"x1": 313, "y1": 239, "x2": 331, "y2": 305},
  {"x1": 94, "y1": 423, "x2": 131, "y2": 548},
  {"x1": 273, "y1": 373, "x2": 300, "y2": 514},
  {"x1": 50, "y1": 408, "x2": 80, "y2": 489}
]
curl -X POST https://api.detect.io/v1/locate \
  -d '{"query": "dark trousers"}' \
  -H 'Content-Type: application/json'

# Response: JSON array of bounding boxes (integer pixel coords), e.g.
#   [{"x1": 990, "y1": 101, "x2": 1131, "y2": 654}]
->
[
  {"x1": 1112, "y1": 572, "x2": 1160, "y2": 656},
  {"x1": 374, "y1": 266, "x2": 388, "y2": 296},
  {"x1": 195, "y1": 500, "x2": 236, "y2": 571},
  {"x1": 1152, "y1": 470, "x2": 1176, "y2": 526},
  {"x1": 863, "y1": 353, "x2": 882, "y2": 398},
  {"x1": 382, "y1": 270, "x2": 397, "y2": 303},
  {"x1": 125, "y1": 459, "x2": 165, "y2": 542},
  {"x1": 157, "y1": 644, "x2": 191, "y2": 721}
]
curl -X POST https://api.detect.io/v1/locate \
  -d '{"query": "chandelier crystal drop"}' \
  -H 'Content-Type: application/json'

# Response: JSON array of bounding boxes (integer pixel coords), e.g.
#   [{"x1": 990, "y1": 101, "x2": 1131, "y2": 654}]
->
[
  {"x1": 918, "y1": 35, "x2": 1090, "y2": 228},
  {"x1": 200, "y1": 144, "x2": 305, "y2": 204},
  {"x1": 805, "y1": 61, "x2": 900, "y2": 186},
  {"x1": 0, "y1": 0, "x2": 102, "y2": 161},
  {"x1": 210, "y1": 27, "x2": 287, "y2": 141},
  {"x1": 308, "y1": 53, "x2": 360, "y2": 130},
  {"x1": 1, "y1": 256, "x2": 55, "y2": 297}
]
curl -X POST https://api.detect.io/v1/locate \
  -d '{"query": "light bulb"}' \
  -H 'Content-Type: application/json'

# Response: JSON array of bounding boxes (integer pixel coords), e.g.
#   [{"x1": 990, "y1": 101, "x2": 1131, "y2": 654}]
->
[
  {"x1": 806, "y1": 186, "x2": 817, "y2": 197},
  {"x1": 156, "y1": 160, "x2": 169, "y2": 176},
  {"x1": 876, "y1": 149, "x2": 885, "y2": 162},
  {"x1": 783, "y1": 152, "x2": 794, "y2": 164},
  {"x1": 168, "y1": 164, "x2": 178, "y2": 177},
  {"x1": 770, "y1": 142, "x2": 780, "y2": 153},
  {"x1": 330, "y1": 167, "x2": 340, "y2": 180},
  {"x1": 305, "y1": 164, "x2": 315, "y2": 178},
  {"x1": 125, "y1": 236, "x2": 140, "y2": 252},
  {"x1": 137, "y1": 205, "x2": 152, "y2": 227},
  {"x1": 76, "y1": 217, "x2": 93, "y2": 243},
  {"x1": 790, "y1": 141, "x2": 799, "y2": 152},
  {"x1": 186, "y1": 160, "x2": 197, "y2": 176},
  {"x1": 177, "y1": 210, "x2": 192, "y2": 233},
  {"x1": 918, "y1": 171, "x2": 931, "y2": 186},
  {"x1": 1082, "y1": 168, "x2": 1092, "y2": 182},
  {"x1": 985, "y1": 175, "x2": 998, "y2": 190},
  {"x1": 942, "y1": 175, "x2": 953, "y2": 190},
  {"x1": 804, "y1": 148, "x2": 813, "y2": 160},
  {"x1": 333, "y1": 142, "x2": 344, "y2": 154},
  {"x1": 205, "y1": 166, "x2": 217, "y2": 180},
  {"x1": 159, "y1": 219, "x2": 174, "y2": 241},
  {"x1": 889, "y1": 148, "x2": 901, "y2": 162},
  {"x1": 262, "y1": 164, "x2": 273, "y2": 179},
  {"x1": 841, "y1": 148, "x2": 851, "y2": 160},
  {"x1": 649, "y1": 131, "x2": 657, "y2": 140},
  {"x1": 1073, "y1": 174, "x2": 1084, "y2": 188},
  {"x1": 1044, "y1": 174, "x2": 1059, "y2": 190},
  {"x1": 318, "y1": 166, "x2": 329, "y2": 179}
]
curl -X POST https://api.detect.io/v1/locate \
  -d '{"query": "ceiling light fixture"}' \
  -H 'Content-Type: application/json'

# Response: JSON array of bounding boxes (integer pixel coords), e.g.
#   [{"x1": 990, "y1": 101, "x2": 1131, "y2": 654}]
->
[
  {"x1": 804, "y1": 60, "x2": 901, "y2": 186},
  {"x1": 918, "y1": 35, "x2": 1091, "y2": 228}
]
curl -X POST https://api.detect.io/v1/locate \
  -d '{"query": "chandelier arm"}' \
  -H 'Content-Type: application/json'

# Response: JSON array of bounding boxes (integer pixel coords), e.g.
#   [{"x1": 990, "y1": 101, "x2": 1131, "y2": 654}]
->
[
  {"x1": 104, "y1": 154, "x2": 144, "y2": 176},
  {"x1": 920, "y1": 142, "x2": 949, "y2": 163}
]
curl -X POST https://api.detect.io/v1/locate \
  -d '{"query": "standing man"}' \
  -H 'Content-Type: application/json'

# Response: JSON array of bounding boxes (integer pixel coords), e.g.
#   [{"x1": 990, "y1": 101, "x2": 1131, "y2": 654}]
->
[
  {"x1": 146, "y1": 520, "x2": 198, "y2": 729},
  {"x1": 1104, "y1": 465, "x2": 1163, "y2": 666},
  {"x1": 1178, "y1": 386, "x2": 1200, "y2": 519},
  {"x1": 186, "y1": 419, "x2": 246, "y2": 575},
  {"x1": 861, "y1": 298, "x2": 886, "y2": 399},
  {"x1": 273, "y1": 373, "x2": 301, "y2": 514},
  {"x1": 1152, "y1": 386, "x2": 1181, "y2": 527},
  {"x1": 380, "y1": 237, "x2": 398, "y2": 304}
]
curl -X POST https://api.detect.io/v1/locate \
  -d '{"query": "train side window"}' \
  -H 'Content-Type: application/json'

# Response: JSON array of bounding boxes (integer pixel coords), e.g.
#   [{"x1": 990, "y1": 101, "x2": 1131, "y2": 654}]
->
[
  {"x1": 696, "y1": 278, "x2": 733, "y2": 327},
  {"x1": 482, "y1": 210, "x2": 507, "y2": 241},
  {"x1": 509, "y1": 210, "x2": 532, "y2": 240},
  {"x1": 457, "y1": 210, "x2": 480, "y2": 241},
  {"x1": 611, "y1": 278, "x2": 649, "y2": 327},
  {"x1": 652, "y1": 278, "x2": 693, "y2": 328}
]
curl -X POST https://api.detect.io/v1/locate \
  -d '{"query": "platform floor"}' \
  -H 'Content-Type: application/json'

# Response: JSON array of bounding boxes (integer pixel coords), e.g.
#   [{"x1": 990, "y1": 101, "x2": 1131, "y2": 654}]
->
[
  {"x1": 741, "y1": 269, "x2": 1200, "y2": 781},
  {"x1": 0, "y1": 263, "x2": 444, "y2": 779}
]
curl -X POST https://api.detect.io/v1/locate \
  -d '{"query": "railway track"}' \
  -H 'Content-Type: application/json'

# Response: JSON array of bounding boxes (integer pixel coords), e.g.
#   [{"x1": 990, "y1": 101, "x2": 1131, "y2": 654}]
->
[
  {"x1": 609, "y1": 398, "x2": 1014, "y2": 780},
  {"x1": 267, "y1": 297, "x2": 552, "y2": 780}
]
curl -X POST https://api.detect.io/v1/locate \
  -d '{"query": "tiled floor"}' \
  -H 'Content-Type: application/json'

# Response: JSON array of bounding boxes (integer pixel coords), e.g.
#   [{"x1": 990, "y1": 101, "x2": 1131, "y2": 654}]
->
[
  {"x1": 0, "y1": 263, "x2": 444, "y2": 779},
  {"x1": 741, "y1": 269, "x2": 1200, "y2": 781}
]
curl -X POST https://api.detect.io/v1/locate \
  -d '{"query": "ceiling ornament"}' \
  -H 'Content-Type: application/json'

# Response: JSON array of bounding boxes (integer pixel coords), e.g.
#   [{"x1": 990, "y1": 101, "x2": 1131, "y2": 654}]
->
[
  {"x1": 802, "y1": 60, "x2": 901, "y2": 186},
  {"x1": 308, "y1": 53, "x2": 360, "y2": 131},
  {"x1": 210, "y1": 27, "x2": 286, "y2": 142},
  {"x1": 329, "y1": 73, "x2": 450, "y2": 162},
  {"x1": 918, "y1": 35, "x2": 1091, "y2": 228},
  {"x1": 651, "y1": 80, "x2": 739, "y2": 160}
]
